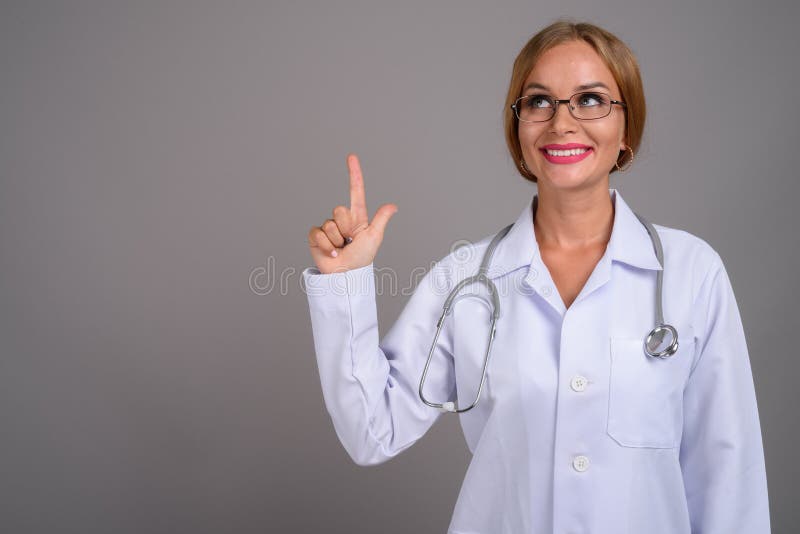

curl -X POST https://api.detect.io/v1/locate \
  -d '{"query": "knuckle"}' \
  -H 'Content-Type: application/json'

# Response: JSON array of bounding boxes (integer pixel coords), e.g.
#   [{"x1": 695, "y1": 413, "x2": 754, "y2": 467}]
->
[
  {"x1": 316, "y1": 238, "x2": 332, "y2": 252},
  {"x1": 332, "y1": 205, "x2": 348, "y2": 218}
]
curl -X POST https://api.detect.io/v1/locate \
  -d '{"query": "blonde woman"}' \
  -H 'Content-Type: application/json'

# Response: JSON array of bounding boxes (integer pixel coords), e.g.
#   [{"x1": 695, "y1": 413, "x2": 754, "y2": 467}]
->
[{"x1": 304, "y1": 20, "x2": 770, "y2": 534}]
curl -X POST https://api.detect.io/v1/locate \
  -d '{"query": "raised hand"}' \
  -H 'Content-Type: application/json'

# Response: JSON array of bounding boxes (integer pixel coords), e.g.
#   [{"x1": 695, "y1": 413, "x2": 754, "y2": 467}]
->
[{"x1": 308, "y1": 153, "x2": 398, "y2": 274}]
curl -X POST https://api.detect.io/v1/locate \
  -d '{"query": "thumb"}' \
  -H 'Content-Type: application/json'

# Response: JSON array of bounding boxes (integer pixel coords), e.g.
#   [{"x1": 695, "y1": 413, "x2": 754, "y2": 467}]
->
[{"x1": 369, "y1": 203, "x2": 398, "y2": 236}]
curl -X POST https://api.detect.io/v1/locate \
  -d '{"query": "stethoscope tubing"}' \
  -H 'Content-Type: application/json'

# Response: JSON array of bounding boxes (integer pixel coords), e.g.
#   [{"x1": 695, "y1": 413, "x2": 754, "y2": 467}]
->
[{"x1": 420, "y1": 202, "x2": 678, "y2": 413}]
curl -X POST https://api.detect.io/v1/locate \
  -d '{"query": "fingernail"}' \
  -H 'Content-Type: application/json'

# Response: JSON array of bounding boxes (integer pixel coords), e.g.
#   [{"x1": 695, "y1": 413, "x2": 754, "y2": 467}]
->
[{"x1": 331, "y1": 250, "x2": 338, "y2": 258}]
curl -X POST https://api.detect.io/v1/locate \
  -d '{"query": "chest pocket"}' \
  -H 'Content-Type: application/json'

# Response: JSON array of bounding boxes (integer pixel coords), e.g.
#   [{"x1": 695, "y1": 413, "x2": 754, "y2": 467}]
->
[{"x1": 607, "y1": 326, "x2": 696, "y2": 449}]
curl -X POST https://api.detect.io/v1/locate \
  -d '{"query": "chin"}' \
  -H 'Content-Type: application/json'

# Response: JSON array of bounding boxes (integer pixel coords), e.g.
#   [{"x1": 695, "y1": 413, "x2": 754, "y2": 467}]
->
[{"x1": 538, "y1": 169, "x2": 605, "y2": 191}]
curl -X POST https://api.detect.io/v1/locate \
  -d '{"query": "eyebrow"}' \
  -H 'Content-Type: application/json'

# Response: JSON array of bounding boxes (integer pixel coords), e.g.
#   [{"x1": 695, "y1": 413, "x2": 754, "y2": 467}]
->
[{"x1": 523, "y1": 81, "x2": 611, "y2": 93}]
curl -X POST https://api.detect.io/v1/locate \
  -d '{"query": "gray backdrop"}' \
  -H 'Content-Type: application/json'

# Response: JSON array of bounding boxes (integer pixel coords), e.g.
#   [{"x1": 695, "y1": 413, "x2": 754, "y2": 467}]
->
[{"x1": 1, "y1": 1, "x2": 797, "y2": 532}]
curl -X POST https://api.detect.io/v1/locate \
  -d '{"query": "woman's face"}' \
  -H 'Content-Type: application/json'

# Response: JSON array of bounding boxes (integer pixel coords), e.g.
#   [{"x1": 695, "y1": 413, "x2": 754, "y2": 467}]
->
[{"x1": 518, "y1": 40, "x2": 626, "y2": 191}]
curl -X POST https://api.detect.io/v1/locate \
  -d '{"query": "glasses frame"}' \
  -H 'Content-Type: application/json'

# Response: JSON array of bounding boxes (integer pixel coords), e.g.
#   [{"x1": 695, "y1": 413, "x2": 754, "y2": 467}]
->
[{"x1": 511, "y1": 91, "x2": 627, "y2": 123}]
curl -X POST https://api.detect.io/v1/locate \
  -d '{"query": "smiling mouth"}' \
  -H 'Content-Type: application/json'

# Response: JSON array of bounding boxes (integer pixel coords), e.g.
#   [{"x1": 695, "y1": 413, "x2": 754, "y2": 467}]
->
[
  {"x1": 539, "y1": 147, "x2": 593, "y2": 164},
  {"x1": 543, "y1": 147, "x2": 591, "y2": 156}
]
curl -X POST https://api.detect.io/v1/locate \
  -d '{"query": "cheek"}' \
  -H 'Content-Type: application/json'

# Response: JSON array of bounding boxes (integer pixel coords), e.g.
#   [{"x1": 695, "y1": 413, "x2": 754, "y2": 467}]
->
[
  {"x1": 596, "y1": 123, "x2": 626, "y2": 152},
  {"x1": 518, "y1": 126, "x2": 542, "y2": 152}
]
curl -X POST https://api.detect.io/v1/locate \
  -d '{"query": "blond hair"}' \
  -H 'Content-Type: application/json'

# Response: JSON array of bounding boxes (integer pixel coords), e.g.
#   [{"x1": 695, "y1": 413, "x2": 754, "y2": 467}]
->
[{"x1": 504, "y1": 20, "x2": 645, "y2": 182}]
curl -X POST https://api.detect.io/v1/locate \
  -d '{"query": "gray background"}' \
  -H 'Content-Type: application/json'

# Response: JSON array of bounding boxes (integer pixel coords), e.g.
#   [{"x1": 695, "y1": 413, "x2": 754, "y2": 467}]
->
[{"x1": 1, "y1": 1, "x2": 797, "y2": 532}]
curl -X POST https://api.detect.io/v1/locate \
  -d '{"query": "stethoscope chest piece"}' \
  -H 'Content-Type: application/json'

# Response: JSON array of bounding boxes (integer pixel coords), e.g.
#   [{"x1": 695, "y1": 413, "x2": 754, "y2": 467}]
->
[
  {"x1": 420, "y1": 200, "x2": 682, "y2": 413},
  {"x1": 644, "y1": 324, "x2": 679, "y2": 358}
]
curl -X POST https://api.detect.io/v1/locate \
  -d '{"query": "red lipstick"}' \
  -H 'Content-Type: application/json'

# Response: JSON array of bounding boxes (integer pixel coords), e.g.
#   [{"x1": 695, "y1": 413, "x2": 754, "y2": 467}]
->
[
  {"x1": 540, "y1": 143, "x2": 593, "y2": 164},
  {"x1": 542, "y1": 143, "x2": 591, "y2": 150}
]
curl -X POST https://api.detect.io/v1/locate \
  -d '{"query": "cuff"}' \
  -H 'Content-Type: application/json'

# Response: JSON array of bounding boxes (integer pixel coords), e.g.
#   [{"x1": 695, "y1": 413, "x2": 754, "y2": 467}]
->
[{"x1": 301, "y1": 263, "x2": 376, "y2": 300}]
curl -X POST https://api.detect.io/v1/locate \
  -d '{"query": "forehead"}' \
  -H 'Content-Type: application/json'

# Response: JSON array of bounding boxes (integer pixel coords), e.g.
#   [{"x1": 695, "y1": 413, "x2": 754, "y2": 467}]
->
[{"x1": 523, "y1": 40, "x2": 619, "y2": 95}]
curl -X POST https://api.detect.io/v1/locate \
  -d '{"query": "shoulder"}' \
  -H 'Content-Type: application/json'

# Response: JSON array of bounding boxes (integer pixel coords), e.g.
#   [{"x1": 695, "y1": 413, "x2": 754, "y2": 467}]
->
[
  {"x1": 428, "y1": 229, "x2": 503, "y2": 283},
  {"x1": 406, "y1": 228, "x2": 504, "y2": 301},
  {"x1": 652, "y1": 222, "x2": 726, "y2": 293},
  {"x1": 654, "y1": 222, "x2": 723, "y2": 263}
]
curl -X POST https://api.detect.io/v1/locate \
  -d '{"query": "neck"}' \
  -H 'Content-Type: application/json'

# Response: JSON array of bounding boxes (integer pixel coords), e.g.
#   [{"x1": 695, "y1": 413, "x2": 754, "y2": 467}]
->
[{"x1": 533, "y1": 184, "x2": 614, "y2": 251}]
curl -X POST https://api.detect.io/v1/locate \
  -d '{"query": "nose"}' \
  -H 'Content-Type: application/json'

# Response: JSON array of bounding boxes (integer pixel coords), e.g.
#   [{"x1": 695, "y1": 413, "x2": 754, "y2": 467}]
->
[{"x1": 549, "y1": 101, "x2": 578, "y2": 135}]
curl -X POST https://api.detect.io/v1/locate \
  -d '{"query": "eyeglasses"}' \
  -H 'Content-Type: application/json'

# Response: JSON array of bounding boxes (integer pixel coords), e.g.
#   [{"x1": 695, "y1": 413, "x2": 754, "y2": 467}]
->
[{"x1": 511, "y1": 91, "x2": 626, "y2": 123}]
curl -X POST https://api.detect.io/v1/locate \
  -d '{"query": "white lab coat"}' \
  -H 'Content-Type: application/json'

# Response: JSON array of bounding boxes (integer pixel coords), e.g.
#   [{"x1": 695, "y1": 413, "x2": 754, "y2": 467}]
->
[{"x1": 302, "y1": 188, "x2": 770, "y2": 533}]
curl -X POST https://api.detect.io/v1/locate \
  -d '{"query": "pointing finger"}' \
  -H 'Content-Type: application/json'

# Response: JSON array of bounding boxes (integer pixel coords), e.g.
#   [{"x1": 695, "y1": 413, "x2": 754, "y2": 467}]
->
[{"x1": 347, "y1": 153, "x2": 368, "y2": 222}]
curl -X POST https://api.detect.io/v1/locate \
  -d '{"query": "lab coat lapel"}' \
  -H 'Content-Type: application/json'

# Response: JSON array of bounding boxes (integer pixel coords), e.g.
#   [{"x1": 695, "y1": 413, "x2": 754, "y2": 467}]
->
[{"x1": 487, "y1": 188, "x2": 662, "y2": 316}]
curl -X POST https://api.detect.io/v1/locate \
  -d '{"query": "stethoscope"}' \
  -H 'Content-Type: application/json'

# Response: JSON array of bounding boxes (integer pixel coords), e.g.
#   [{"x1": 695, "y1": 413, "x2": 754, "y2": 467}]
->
[{"x1": 419, "y1": 197, "x2": 679, "y2": 413}]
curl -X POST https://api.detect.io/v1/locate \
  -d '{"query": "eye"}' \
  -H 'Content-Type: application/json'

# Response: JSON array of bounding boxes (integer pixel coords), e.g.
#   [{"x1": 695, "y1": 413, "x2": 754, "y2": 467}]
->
[
  {"x1": 576, "y1": 92, "x2": 608, "y2": 107},
  {"x1": 524, "y1": 94, "x2": 553, "y2": 109}
]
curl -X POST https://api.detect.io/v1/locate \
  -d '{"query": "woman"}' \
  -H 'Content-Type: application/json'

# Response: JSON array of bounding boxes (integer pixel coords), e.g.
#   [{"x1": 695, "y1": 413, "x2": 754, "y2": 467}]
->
[{"x1": 303, "y1": 20, "x2": 770, "y2": 534}]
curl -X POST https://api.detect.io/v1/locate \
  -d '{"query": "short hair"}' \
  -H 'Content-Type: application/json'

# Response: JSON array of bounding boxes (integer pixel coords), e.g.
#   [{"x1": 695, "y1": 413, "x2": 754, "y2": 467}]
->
[{"x1": 504, "y1": 19, "x2": 646, "y2": 183}]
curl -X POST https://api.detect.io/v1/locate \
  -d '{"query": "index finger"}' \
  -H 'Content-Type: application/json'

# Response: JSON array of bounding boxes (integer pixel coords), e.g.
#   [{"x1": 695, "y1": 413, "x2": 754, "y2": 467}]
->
[{"x1": 347, "y1": 153, "x2": 368, "y2": 221}]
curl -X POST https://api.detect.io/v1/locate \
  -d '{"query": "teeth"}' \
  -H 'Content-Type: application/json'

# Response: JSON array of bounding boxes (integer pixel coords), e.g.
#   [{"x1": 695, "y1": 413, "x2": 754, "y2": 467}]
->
[{"x1": 546, "y1": 148, "x2": 589, "y2": 156}]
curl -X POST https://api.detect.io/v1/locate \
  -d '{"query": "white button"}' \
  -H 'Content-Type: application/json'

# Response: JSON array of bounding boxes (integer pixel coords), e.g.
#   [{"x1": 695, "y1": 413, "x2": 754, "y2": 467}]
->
[
  {"x1": 570, "y1": 375, "x2": 588, "y2": 392},
  {"x1": 572, "y1": 455, "x2": 590, "y2": 472},
  {"x1": 529, "y1": 268, "x2": 538, "y2": 279},
  {"x1": 541, "y1": 285, "x2": 552, "y2": 296}
]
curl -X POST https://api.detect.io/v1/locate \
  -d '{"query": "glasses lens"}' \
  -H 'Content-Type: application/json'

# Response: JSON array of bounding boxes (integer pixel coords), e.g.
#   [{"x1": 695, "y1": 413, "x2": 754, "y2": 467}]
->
[
  {"x1": 516, "y1": 95, "x2": 554, "y2": 122},
  {"x1": 570, "y1": 92, "x2": 612, "y2": 119}
]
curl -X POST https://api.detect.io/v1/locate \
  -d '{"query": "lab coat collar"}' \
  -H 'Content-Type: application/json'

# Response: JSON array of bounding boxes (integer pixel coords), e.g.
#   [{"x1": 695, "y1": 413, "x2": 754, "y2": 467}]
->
[{"x1": 486, "y1": 188, "x2": 663, "y2": 282}]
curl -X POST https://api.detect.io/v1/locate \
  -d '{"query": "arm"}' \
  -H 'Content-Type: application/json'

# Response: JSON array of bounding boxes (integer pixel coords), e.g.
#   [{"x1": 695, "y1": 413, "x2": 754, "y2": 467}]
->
[
  {"x1": 303, "y1": 261, "x2": 456, "y2": 466},
  {"x1": 680, "y1": 257, "x2": 771, "y2": 533}
]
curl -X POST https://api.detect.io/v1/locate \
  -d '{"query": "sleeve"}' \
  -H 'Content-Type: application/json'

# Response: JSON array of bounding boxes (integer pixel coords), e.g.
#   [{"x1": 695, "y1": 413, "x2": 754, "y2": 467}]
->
[
  {"x1": 302, "y1": 261, "x2": 456, "y2": 466},
  {"x1": 680, "y1": 256, "x2": 771, "y2": 533}
]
